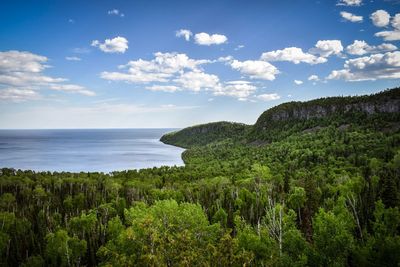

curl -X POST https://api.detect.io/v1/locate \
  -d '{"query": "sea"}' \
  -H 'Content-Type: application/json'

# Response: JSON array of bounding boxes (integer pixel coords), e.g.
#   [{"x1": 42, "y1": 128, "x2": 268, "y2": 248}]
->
[{"x1": 0, "y1": 129, "x2": 184, "y2": 173}]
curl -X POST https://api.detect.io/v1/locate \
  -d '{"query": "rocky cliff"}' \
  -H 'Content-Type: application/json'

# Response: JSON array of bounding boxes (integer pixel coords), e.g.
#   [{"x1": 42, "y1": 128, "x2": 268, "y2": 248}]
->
[
  {"x1": 254, "y1": 88, "x2": 399, "y2": 129},
  {"x1": 161, "y1": 88, "x2": 400, "y2": 146}
]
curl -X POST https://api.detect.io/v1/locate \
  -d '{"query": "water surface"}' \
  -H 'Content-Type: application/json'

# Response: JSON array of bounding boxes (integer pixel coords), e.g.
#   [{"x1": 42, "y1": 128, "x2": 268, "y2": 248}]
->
[{"x1": 0, "y1": 129, "x2": 184, "y2": 172}]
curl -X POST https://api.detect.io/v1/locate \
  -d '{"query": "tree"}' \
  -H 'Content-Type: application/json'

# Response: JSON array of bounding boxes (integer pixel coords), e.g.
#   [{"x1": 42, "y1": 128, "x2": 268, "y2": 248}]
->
[
  {"x1": 288, "y1": 186, "x2": 306, "y2": 224},
  {"x1": 311, "y1": 203, "x2": 354, "y2": 267},
  {"x1": 45, "y1": 229, "x2": 87, "y2": 267}
]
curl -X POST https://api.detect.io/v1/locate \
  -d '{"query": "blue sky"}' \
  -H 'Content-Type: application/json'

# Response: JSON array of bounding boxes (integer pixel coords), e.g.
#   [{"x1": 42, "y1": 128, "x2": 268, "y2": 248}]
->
[{"x1": 0, "y1": 0, "x2": 399, "y2": 128}]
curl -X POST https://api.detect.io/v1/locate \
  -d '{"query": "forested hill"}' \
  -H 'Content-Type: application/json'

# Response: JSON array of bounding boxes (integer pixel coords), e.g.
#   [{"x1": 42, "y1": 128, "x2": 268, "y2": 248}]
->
[
  {"x1": 161, "y1": 88, "x2": 400, "y2": 146},
  {"x1": 160, "y1": 121, "x2": 250, "y2": 148}
]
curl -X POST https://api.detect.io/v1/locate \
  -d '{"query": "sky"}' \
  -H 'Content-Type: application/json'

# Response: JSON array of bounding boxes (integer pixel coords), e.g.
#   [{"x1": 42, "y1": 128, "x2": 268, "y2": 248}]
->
[{"x1": 0, "y1": 0, "x2": 399, "y2": 129}]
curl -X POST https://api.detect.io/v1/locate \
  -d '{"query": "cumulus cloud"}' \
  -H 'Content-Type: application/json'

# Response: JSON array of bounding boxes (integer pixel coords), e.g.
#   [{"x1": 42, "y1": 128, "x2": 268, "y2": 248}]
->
[
  {"x1": 294, "y1": 80, "x2": 303, "y2": 85},
  {"x1": 392, "y1": 14, "x2": 400, "y2": 30},
  {"x1": 101, "y1": 52, "x2": 210, "y2": 84},
  {"x1": 213, "y1": 81, "x2": 257, "y2": 99},
  {"x1": 346, "y1": 40, "x2": 397, "y2": 55},
  {"x1": 337, "y1": 0, "x2": 362, "y2": 6},
  {"x1": 261, "y1": 47, "x2": 326, "y2": 64},
  {"x1": 375, "y1": 30, "x2": 400, "y2": 41},
  {"x1": 91, "y1": 36, "x2": 128, "y2": 53},
  {"x1": 310, "y1": 40, "x2": 343, "y2": 57},
  {"x1": 174, "y1": 71, "x2": 220, "y2": 92},
  {"x1": 194, "y1": 32, "x2": 228, "y2": 45},
  {"x1": 65, "y1": 56, "x2": 81, "y2": 61},
  {"x1": 340, "y1": 11, "x2": 363, "y2": 22},
  {"x1": 370, "y1": 10, "x2": 391, "y2": 27},
  {"x1": 101, "y1": 53, "x2": 264, "y2": 100},
  {"x1": 260, "y1": 40, "x2": 343, "y2": 66},
  {"x1": 373, "y1": 13, "x2": 400, "y2": 41},
  {"x1": 230, "y1": 60, "x2": 279, "y2": 80},
  {"x1": 176, "y1": 29, "x2": 192, "y2": 41},
  {"x1": 256, "y1": 93, "x2": 281, "y2": 101},
  {"x1": 108, "y1": 9, "x2": 124, "y2": 17},
  {"x1": 0, "y1": 50, "x2": 49, "y2": 73},
  {"x1": 327, "y1": 51, "x2": 400, "y2": 81},
  {"x1": 308, "y1": 75, "x2": 320, "y2": 81},
  {"x1": 0, "y1": 50, "x2": 94, "y2": 99},
  {"x1": 0, "y1": 88, "x2": 39, "y2": 102}
]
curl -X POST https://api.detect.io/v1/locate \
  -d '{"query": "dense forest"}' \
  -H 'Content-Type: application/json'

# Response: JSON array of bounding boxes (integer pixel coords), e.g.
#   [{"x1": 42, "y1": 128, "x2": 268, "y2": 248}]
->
[{"x1": 1, "y1": 88, "x2": 399, "y2": 266}]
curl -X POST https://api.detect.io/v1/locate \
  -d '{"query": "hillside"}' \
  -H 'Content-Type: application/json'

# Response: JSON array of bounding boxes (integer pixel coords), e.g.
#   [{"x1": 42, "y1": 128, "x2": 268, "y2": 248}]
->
[
  {"x1": 160, "y1": 121, "x2": 250, "y2": 148},
  {"x1": 161, "y1": 88, "x2": 400, "y2": 146}
]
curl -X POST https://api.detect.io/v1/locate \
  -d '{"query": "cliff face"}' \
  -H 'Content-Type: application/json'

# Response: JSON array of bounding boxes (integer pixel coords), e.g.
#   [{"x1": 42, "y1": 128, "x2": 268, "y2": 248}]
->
[
  {"x1": 161, "y1": 88, "x2": 400, "y2": 146},
  {"x1": 254, "y1": 89, "x2": 400, "y2": 130},
  {"x1": 267, "y1": 99, "x2": 400, "y2": 122}
]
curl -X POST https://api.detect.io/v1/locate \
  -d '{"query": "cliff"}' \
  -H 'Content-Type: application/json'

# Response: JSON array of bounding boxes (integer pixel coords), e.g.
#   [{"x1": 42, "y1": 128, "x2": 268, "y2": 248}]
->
[{"x1": 161, "y1": 88, "x2": 400, "y2": 146}]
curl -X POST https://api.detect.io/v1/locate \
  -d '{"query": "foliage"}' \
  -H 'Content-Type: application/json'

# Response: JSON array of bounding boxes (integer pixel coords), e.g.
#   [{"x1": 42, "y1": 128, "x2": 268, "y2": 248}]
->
[{"x1": 0, "y1": 88, "x2": 399, "y2": 266}]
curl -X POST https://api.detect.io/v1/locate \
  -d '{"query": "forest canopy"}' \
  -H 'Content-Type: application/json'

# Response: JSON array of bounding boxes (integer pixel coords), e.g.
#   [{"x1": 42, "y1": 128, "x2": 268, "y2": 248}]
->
[{"x1": 0, "y1": 88, "x2": 399, "y2": 266}]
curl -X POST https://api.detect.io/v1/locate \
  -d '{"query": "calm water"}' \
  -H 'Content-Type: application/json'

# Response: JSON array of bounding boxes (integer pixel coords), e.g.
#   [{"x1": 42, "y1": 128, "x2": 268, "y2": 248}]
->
[{"x1": 0, "y1": 129, "x2": 184, "y2": 172}]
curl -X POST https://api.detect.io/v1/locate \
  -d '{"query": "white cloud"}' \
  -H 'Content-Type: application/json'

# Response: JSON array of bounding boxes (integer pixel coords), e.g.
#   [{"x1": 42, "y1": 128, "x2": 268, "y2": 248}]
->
[
  {"x1": 337, "y1": 0, "x2": 362, "y2": 6},
  {"x1": 230, "y1": 60, "x2": 279, "y2": 80},
  {"x1": 108, "y1": 9, "x2": 124, "y2": 17},
  {"x1": 174, "y1": 71, "x2": 220, "y2": 92},
  {"x1": 345, "y1": 40, "x2": 367, "y2": 55},
  {"x1": 225, "y1": 80, "x2": 252, "y2": 85},
  {"x1": 145, "y1": 85, "x2": 180, "y2": 92},
  {"x1": 101, "y1": 53, "x2": 270, "y2": 100},
  {"x1": 101, "y1": 52, "x2": 210, "y2": 84},
  {"x1": 308, "y1": 75, "x2": 320, "y2": 81},
  {"x1": 100, "y1": 52, "x2": 245, "y2": 98},
  {"x1": 340, "y1": 11, "x2": 363, "y2": 22},
  {"x1": 294, "y1": 80, "x2": 303, "y2": 85},
  {"x1": 0, "y1": 50, "x2": 48, "y2": 73},
  {"x1": 346, "y1": 40, "x2": 397, "y2": 55},
  {"x1": 327, "y1": 51, "x2": 400, "y2": 81},
  {"x1": 0, "y1": 72, "x2": 65, "y2": 87},
  {"x1": 217, "y1": 55, "x2": 234, "y2": 62},
  {"x1": 256, "y1": 93, "x2": 281, "y2": 101},
  {"x1": 176, "y1": 29, "x2": 192, "y2": 41},
  {"x1": 68, "y1": 19, "x2": 74, "y2": 23},
  {"x1": 234, "y1": 45, "x2": 245, "y2": 51},
  {"x1": 392, "y1": 14, "x2": 400, "y2": 30},
  {"x1": 91, "y1": 36, "x2": 128, "y2": 53},
  {"x1": 194, "y1": 32, "x2": 228, "y2": 45},
  {"x1": 261, "y1": 47, "x2": 326, "y2": 64},
  {"x1": 0, "y1": 51, "x2": 94, "y2": 99},
  {"x1": 213, "y1": 81, "x2": 257, "y2": 99},
  {"x1": 310, "y1": 40, "x2": 343, "y2": 57},
  {"x1": 260, "y1": 40, "x2": 342, "y2": 66},
  {"x1": 49, "y1": 84, "x2": 96, "y2": 96},
  {"x1": 65, "y1": 56, "x2": 81, "y2": 61},
  {"x1": 375, "y1": 30, "x2": 400, "y2": 41},
  {"x1": 370, "y1": 10, "x2": 391, "y2": 27},
  {"x1": 0, "y1": 88, "x2": 39, "y2": 102}
]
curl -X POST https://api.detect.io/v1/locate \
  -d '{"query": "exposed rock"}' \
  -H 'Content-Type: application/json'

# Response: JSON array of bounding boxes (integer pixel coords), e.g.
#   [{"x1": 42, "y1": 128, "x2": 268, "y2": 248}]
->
[{"x1": 302, "y1": 126, "x2": 325, "y2": 133}]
